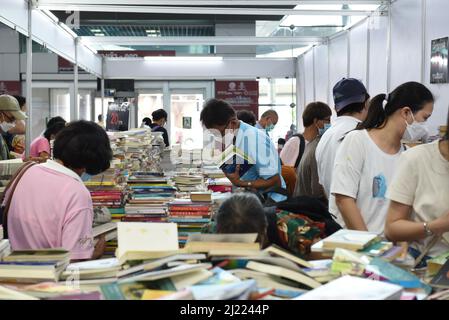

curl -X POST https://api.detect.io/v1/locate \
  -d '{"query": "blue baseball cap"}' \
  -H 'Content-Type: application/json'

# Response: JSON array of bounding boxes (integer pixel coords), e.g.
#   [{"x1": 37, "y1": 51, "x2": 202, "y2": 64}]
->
[{"x1": 333, "y1": 78, "x2": 368, "y2": 113}]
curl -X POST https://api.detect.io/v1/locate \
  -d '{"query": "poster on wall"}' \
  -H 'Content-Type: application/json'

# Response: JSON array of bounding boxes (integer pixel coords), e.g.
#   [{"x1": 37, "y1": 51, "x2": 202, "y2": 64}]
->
[
  {"x1": 106, "y1": 99, "x2": 131, "y2": 131},
  {"x1": 430, "y1": 37, "x2": 449, "y2": 84},
  {"x1": 215, "y1": 80, "x2": 259, "y2": 118},
  {"x1": 183, "y1": 117, "x2": 192, "y2": 129},
  {"x1": 0, "y1": 81, "x2": 21, "y2": 95}
]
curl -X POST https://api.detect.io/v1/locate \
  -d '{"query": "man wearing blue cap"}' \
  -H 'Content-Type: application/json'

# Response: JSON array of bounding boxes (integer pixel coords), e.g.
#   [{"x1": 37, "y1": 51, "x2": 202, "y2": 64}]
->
[{"x1": 315, "y1": 78, "x2": 370, "y2": 199}]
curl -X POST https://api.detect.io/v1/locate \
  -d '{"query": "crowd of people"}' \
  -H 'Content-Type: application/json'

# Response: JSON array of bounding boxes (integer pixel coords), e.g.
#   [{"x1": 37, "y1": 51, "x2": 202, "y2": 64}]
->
[{"x1": 0, "y1": 76, "x2": 448, "y2": 265}]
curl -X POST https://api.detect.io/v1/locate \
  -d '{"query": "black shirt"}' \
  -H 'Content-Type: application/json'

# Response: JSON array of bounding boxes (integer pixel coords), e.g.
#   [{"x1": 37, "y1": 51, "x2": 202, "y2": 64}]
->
[{"x1": 150, "y1": 123, "x2": 170, "y2": 147}]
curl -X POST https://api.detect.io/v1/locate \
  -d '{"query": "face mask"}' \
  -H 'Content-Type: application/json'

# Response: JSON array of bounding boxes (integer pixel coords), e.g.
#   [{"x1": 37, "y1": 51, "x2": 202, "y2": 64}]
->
[
  {"x1": 81, "y1": 172, "x2": 92, "y2": 182},
  {"x1": 403, "y1": 113, "x2": 429, "y2": 142},
  {"x1": 266, "y1": 123, "x2": 275, "y2": 133},
  {"x1": 0, "y1": 121, "x2": 15, "y2": 132},
  {"x1": 318, "y1": 123, "x2": 332, "y2": 136}
]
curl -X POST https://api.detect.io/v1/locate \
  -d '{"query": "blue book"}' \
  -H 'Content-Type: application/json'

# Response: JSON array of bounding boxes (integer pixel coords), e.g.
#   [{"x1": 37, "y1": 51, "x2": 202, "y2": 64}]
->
[{"x1": 219, "y1": 146, "x2": 254, "y2": 178}]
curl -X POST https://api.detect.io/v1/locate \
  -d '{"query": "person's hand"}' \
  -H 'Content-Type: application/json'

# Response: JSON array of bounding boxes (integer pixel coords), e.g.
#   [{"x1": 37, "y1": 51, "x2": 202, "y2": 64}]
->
[
  {"x1": 224, "y1": 165, "x2": 241, "y2": 186},
  {"x1": 92, "y1": 235, "x2": 106, "y2": 260},
  {"x1": 429, "y1": 213, "x2": 449, "y2": 236},
  {"x1": 24, "y1": 156, "x2": 48, "y2": 163}
]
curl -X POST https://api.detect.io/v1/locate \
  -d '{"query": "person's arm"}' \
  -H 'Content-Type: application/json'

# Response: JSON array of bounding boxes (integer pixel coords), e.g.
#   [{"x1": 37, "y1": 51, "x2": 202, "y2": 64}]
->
[
  {"x1": 335, "y1": 195, "x2": 368, "y2": 231},
  {"x1": 62, "y1": 207, "x2": 96, "y2": 261},
  {"x1": 225, "y1": 165, "x2": 281, "y2": 190},
  {"x1": 330, "y1": 132, "x2": 366, "y2": 230},
  {"x1": 8, "y1": 120, "x2": 25, "y2": 135},
  {"x1": 386, "y1": 200, "x2": 449, "y2": 242},
  {"x1": 162, "y1": 128, "x2": 170, "y2": 147}
]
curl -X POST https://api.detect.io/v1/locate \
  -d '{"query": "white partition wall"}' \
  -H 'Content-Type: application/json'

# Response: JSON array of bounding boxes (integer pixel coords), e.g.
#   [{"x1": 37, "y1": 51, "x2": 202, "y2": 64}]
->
[
  {"x1": 349, "y1": 20, "x2": 368, "y2": 86},
  {"x1": 314, "y1": 45, "x2": 329, "y2": 104},
  {"x1": 328, "y1": 34, "x2": 349, "y2": 108},
  {"x1": 390, "y1": 0, "x2": 422, "y2": 89},
  {"x1": 296, "y1": 0, "x2": 449, "y2": 136},
  {"x1": 368, "y1": 14, "x2": 388, "y2": 96}
]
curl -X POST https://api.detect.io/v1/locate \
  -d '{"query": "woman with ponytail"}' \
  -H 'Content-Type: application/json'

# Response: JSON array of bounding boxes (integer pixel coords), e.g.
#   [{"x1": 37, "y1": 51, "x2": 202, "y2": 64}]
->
[{"x1": 329, "y1": 82, "x2": 434, "y2": 233}]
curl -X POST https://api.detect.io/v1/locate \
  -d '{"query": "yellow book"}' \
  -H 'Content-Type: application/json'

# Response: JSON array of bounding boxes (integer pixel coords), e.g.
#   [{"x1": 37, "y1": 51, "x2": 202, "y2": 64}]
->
[{"x1": 141, "y1": 290, "x2": 175, "y2": 300}]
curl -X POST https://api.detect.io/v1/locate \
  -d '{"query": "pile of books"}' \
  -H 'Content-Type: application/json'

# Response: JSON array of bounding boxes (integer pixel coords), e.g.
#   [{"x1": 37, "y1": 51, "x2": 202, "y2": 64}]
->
[
  {"x1": 0, "y1": 239, "x2": 10, "y2": 260},
  {"x1": 311, "y1": 229, "x2": 408, "y2": 263},
  {"x1": 0, "y1": 249, "x2": 70, "y2": 283},
  {"x1": 168, "y1": 199, "x2": 212, "y2": 247},
  {"x1": 125, "y1": 173, "x2": 176, "y2": 223},
  {"x1": 172, "y1": 174, "x2": 204, "y2": 193},
  {"x1": 0, "y1": 159, "x2": 23, "y2": 195},
  {"x1": 206, "y1": 177, "x2": 233, "y2": 193}
]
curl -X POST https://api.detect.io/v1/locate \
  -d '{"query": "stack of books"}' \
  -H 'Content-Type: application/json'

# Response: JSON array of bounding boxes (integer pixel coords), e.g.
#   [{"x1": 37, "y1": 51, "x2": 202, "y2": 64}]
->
[
  {"x1": 125, "y1": 173, "x2": 176, "y2": 223},
  {"x1": 0, "y1": 249, "x2": 70, "y2": 283},
  {"x1": 0, "y1": 239, "x2": 10, "y2": 260},
  {"x1": 168, "y1": 200, "x2": 213, "y2": 247},
  {"x1": 311, "y1": 229, "x2": 405, "y2": 262},
  {"x1": 0, "y1": 159, "x2": 23, "y2": 195},
  {"x1": 206, "y1": 177, "x2": 233, "y2": 193},
  {"x1": 173, "y1": 174, "x2": 204, "y2": 193}
]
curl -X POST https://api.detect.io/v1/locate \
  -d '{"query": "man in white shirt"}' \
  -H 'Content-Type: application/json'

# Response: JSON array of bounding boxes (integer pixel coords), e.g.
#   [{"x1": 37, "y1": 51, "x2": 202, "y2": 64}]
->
[{"x1": 315, "y1": 78, "x2": 370, "y2": 198}]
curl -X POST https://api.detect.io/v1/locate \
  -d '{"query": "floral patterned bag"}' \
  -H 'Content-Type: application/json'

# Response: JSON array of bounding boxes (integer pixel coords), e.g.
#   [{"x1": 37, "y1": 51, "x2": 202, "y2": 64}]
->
[{"x1": 275, "y1": 210, "x2": 326, "y2": 258}]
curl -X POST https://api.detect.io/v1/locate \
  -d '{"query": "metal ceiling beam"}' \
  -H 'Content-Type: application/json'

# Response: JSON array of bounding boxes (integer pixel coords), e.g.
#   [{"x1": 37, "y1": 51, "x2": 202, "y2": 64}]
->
[
  {"x1": 79, "y1": 36, "x2": 324, "y2": 46},
  {"x1": 34, "y1": 5, "x2": 385, "y2": 16},
  {"x1": 35, "y1": 0, "x2": 388, "y2": 5}
]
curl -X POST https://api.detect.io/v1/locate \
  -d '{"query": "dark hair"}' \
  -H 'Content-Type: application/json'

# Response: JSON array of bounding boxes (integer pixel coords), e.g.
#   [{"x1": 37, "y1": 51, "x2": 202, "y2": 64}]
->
[
  {"x1": 358, "y1": 82, "x2": 434, "y2": 130},
  {"x1": 46, "y1": 116, "x2": 66, "y2": 129},
  {"x1": 53, "y1": 120, "x2": 112, "y2": 175},
  {"x1": 216, "y1": 193, "x2": 268, "y2": 245},
  {"x1": 337, "y1": 94, "x2": 370, "y2": 117},
  {"x1": 142, "y1": 117, "x2": 152, "y2": 126},
  {"x1": 236, "y1": 110, "x2": 257, "y2": 126},
  {"x1": 97, "y1": 114, "x2": 103, "y2": 122},
  {"x1": 278, "y1": 138, "x2": 286, "y2": 145},
  {"x1": 12, "y1": 95, "x2": 26, "y2": 109},
  {"x1": 302, "y1": 102, "x2": 332, "y2": 127},
  {"x1": 43, "y1": 121, "x2": 66, "y2": 140},
  {"x1": 152, "y1": 109, "x2": 168, "y2": 121},
  {"x1": 200, "y1": 99, "x2": 236, "y2": 128}
]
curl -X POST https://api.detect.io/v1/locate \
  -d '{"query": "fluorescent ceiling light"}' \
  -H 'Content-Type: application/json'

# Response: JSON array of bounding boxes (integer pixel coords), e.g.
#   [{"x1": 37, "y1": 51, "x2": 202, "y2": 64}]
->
[
  {"x1": 95, "y1": 33, "x2": 106, "y2": 37},
  {"x1": 144, "y1": 56, "x2": 223, "y2": 61},
  {"x1": 146, "y1": 30, "x2": 158, "y2": 33},
  {"x1": 90, "y1": 29, "x2": 102, "y2": 32}
]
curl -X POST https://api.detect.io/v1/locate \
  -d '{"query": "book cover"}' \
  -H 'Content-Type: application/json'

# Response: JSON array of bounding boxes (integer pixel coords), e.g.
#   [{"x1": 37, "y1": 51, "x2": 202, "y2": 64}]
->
[
  {"x1": 218, "y1": 146, "x2": 254, "y2": 177},
  {"x1": 430, "y1": 258, "x2": 449, "y2": 289}
]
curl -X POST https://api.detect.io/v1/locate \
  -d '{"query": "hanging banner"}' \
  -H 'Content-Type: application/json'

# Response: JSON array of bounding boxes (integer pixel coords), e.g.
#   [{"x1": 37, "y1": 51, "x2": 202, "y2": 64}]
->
[
  {"x1": 106, "y1": 99, "x2": 131, "y2": 131},
  {"x1": 430, "y1": 37, "x2": 449, "y2": 84},
  {"x1": 0, "y1": 81, "x2": 21, "y2": 95},
  {"x1": 215, "y1": 80, "x2": 259, "y2": 118}
]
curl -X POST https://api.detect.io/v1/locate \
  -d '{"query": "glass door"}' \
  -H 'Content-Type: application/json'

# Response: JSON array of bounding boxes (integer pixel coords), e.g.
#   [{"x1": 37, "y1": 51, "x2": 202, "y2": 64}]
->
[
  {"x1": 169, "y1": 91, "x2": 204, "y2": 150},
  {"x1": 137, "y1": 90, "x2": 164, "y2": 125}
]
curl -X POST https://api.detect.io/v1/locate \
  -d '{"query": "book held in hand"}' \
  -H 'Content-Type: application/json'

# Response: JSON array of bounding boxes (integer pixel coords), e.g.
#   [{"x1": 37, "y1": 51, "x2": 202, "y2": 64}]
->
[{"x1": 218, "y1": 146, "x2": 254, "y2": 177}]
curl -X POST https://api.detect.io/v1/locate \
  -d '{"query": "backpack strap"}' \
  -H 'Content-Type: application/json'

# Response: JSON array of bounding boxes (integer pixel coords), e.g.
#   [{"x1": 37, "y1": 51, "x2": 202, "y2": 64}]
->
[
  {"x1": 293, "y1": 134, "x2": 306, "y2": 169},
  {"x1": 1, "y1": 161, "x2": 37, "y2": 239}
]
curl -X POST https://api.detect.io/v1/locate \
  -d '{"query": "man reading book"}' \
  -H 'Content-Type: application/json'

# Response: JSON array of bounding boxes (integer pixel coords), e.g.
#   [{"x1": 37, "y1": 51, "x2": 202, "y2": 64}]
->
[{"x1": 200, "y1": 99, "x2": 286, "y2": 203}]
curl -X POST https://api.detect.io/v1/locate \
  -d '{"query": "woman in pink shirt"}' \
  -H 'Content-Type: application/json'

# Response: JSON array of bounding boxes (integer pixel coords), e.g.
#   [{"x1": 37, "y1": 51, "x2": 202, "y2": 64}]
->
[
  {"x1": 7, "y1": 121, "x2": 113, "y2": 260},
  {"x1": 27, "y1": 117, "x2": 66, "y2": 160}
]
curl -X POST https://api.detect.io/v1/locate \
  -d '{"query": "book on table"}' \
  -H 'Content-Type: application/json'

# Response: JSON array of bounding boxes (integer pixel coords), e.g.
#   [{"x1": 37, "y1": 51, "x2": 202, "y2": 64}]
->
[
  {"x1": 116, "y1": 222, "x2": 180, "y2": 263},
  {"x1": 0, "y1": 249, "x2": 70, "y2": 282},
  {"x1": 294, "y1": 275, "x2": 403, "y2": 300},
  {"x1": 218, "y1": 145, "x2": 254, "y2": 177},
  {"x1": 430, "y1": 258, "x2": 449, "y2": 289}
]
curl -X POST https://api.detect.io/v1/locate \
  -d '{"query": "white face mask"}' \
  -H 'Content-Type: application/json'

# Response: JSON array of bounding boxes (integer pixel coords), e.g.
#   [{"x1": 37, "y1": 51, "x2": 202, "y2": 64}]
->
[
  {"x1": 0, "y1": 121, "x2": 15, "y2": 133},
  {"x1": 403, "y1": 113, "x2": 429, "y2": 142}
]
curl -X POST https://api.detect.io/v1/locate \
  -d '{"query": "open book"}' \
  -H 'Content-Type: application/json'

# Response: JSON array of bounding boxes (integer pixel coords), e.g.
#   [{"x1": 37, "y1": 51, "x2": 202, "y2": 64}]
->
[{"x1": 218, "y1": 145, "x2": 254, "y2": 177}]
